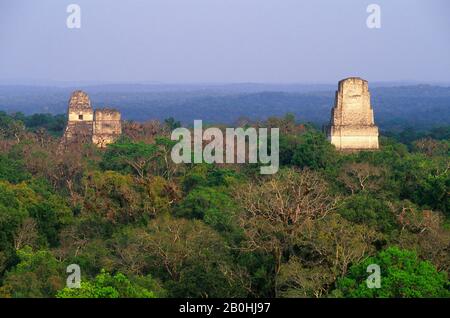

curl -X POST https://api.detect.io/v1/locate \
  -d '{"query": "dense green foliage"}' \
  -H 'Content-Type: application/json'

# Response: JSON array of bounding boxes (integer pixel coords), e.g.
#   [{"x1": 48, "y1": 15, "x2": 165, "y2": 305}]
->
[
  {"x1": 56, "y1": 270, "x2": 158, "y2": 298},
  {"x1": 333, "y1": 247, "x2": 449, "y2": 298},
  {"x1": 0, "y1": 112, "x2": 448, "y2": 298}
]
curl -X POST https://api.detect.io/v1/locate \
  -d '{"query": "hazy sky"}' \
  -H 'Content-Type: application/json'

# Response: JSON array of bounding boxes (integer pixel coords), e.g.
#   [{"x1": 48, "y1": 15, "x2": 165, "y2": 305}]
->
[{"x1": 1, "y1": 0, "x2": 449, "y2": 83}]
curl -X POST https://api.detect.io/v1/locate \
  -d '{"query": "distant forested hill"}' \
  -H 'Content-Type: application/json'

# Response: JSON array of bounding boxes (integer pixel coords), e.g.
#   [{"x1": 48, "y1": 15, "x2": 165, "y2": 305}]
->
[{"x1": 0, "y1": 84, "x2": 449, "y2": 130}]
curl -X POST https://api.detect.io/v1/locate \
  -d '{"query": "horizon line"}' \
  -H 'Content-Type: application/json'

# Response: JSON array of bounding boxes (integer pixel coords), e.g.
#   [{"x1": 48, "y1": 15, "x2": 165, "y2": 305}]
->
[{"x1": 1, "y1": 79, "x2": 450, "y2": 88}]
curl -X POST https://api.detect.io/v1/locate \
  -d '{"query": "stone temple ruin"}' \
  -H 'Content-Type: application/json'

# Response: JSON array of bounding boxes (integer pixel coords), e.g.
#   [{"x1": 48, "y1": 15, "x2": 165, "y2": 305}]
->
[
  {"x1": 61, "y1": 81, "x2": 379, "y2": 151},
  {"x1": 61, "y1": 90, "x2": 122, "y2": 148},
  {"x1": 326, "y1": 77, "x2": 379, "y2": 151}
]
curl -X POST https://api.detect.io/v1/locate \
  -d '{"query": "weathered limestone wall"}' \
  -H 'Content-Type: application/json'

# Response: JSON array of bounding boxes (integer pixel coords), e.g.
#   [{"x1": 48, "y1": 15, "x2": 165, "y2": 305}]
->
[
  {"x1": 61, "y1": 91, "x2": 122, "y2": 148},
  {"x1": 328, "y1": 126, "x2": 379, "y2": 149},
  {"x1": 92, "y1": 109, "x2": 122, "y2": 148},
  {"x1": 67, "y1": 90, "x2": 94, "y2": 121},
  {"x1": 327, "y1": 78, "x2": 379, "y2": 150},
  {"x1": 63, "y1": 91, "x2": 94, "y2": 144}
]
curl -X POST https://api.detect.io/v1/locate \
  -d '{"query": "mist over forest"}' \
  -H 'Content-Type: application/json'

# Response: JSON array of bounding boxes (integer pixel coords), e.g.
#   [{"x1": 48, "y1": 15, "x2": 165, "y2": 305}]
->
[{"x1": 1, "y1": 83, "x2": 449, "y2": 131}]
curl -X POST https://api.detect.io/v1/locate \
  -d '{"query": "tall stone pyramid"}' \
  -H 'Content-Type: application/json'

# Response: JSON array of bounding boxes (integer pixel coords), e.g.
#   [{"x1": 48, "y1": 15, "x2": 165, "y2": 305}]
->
[
  {"x1": 61, "y1": 90, "x2": 122, "y2": 148},
  {"x1": 62, "y1": 90, "x2": 94, "y2": 144},
  {"x1": 326, "y1": 77, "x2": 379, "y2": 150}
]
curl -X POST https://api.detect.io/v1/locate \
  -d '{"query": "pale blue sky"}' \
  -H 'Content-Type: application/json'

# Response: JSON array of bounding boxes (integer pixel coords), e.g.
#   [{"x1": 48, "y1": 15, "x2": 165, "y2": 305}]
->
[{"x1": 1, "y1": 0, "x2": 449, "y2": 83}]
